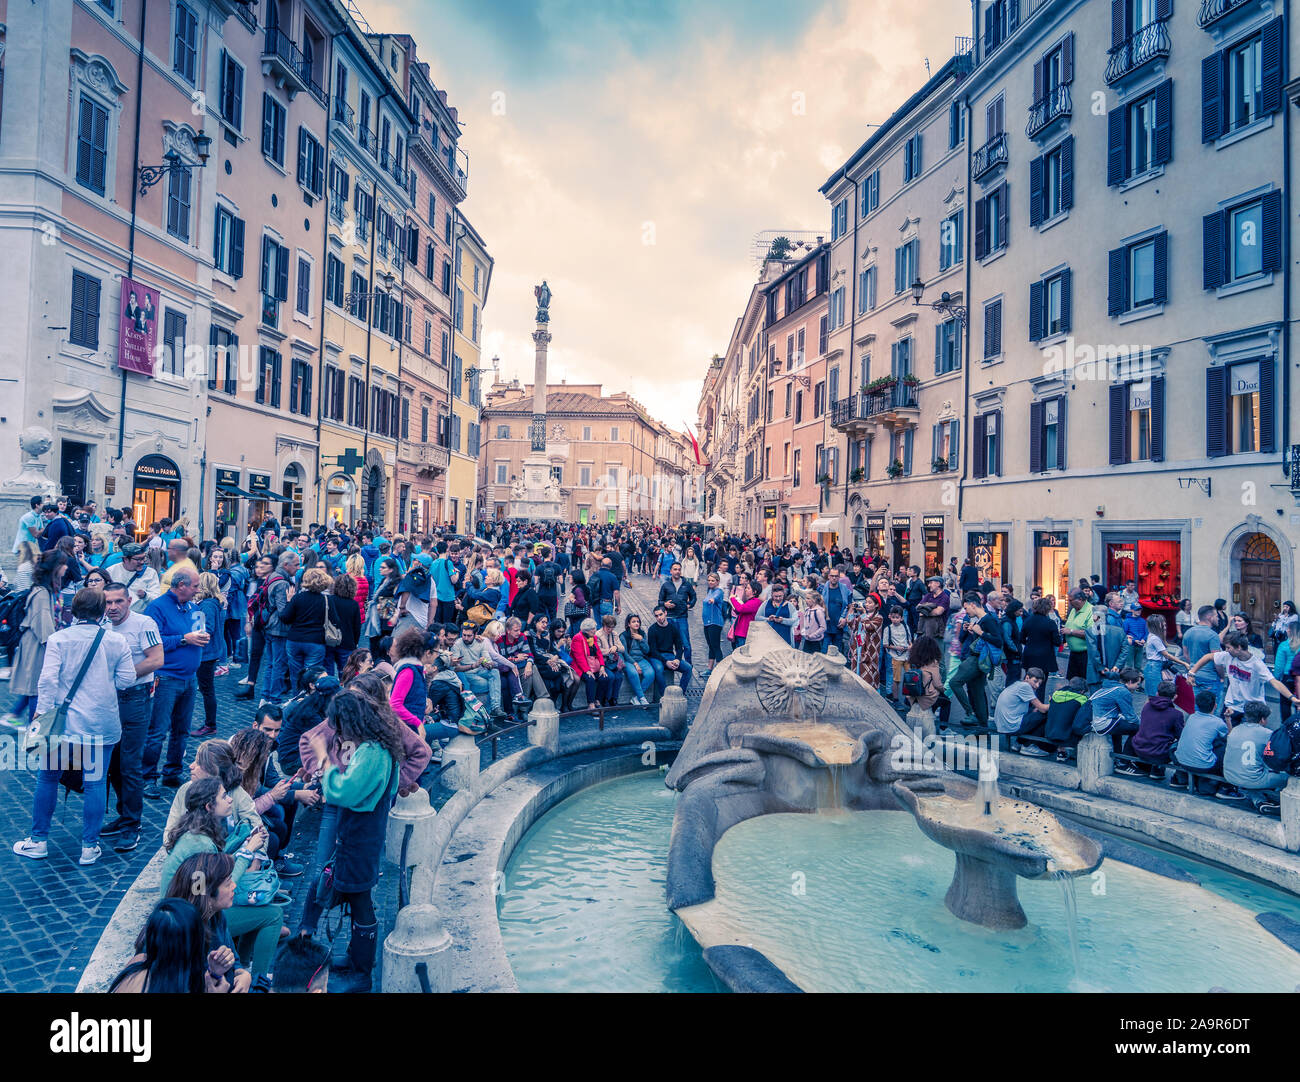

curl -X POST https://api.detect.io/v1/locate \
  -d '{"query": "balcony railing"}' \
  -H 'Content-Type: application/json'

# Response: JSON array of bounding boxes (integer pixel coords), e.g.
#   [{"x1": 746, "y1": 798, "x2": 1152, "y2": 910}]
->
[
  {"x1": 357, "y1": 126, "x2": 378, "y2": 159},
  {"x1": 262, "y1": 28, "x2": 307, "y2": 96},
  {"x1": 333, "y1": 99, "x2": 355, "y2": 133},
  {"x1": 355, "y1": 215, "x2": 369, "y2": 243},
  {"x1": 234, "y1": 2, "x2": 258, "y2": 32},
  {"x1": 1026, "y1": 83, "x2": 1071, "y2": 139},
  {"x1": 830, "y1": 396, "x2": 860, "y2": 429},
  {"x1": 328, "y1": 192, "x2": 345, "y2": 224},
  {"x1": 972, "y1": 132, "x2": 1009, "y2": 182},
  {"x1": 1105, "y1": 18, "x2": 1172, "y2": 84},
  {"x1": 863, "y1": 384, "x2": 920, "y2": 426},
  {"x1": 1197, "y1": 0, "x2": 1252, "y2": 28},
  {"x1": 299, "y1": 60, "x2": 328, "y2": 107}
]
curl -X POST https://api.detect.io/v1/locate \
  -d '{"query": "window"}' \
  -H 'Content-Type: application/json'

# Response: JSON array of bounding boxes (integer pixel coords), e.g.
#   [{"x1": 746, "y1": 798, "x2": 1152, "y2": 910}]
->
[
  {"x1": 496, "y1": 463, "x2": 508, "y2": 485},
  {"x1": 1108, "y1": 232, "x2": 1168, "y2": 315},
  {"x1": 424, "y1": 320, "x2": 432, "y2": 354},
  {"x1": 289, "y1": 359, "x2": 313, "y2": 417},
  {"x1": 497, "y1": 425, "x2": 511, "y2": 439},
  {"x1": 1108, "y1": 82, "x2": 1170, "y2": 186},
  {"x1": 214, "y1": 206, "x2": 245, "y2": 278},
  {"x1": 173, "y1": 3, "x2": 199, "y2": 84},
  {"x1": 983, "y1": 0, "x2": 1011, "y2": 56},
  {"x1": 828, "y1": 366, "x2": 840, "y2": 406},
  {"x1": 814, "y1": 381, "x2": 826, "y2": 417},
  {"x1": 260, "y1": 237, "x2": 289, "y2": 323},
  {"x1": 580, "y1": 465, "x2": 592, "y2": 487},
  {"x1": 349, "y1": 271, "x2": 367, "y2": 320},
  {"x1": 296, "y1": 257, "x2": 311, "y2": 315},
  {"x1": 1030, "y1": 396, "x2": 1068, "y2": 472},
  {"x1": 262, "y1": 94, "x2": 286, "y2": 164},
  {"x1": 939, "y1": 210, "x2": 963, "y2": 270},
  {"x1": 1110, "y1": 378, "x2": 1165, "y2": 464},
  {"x1": 421, "y1": 407, "x2": 429, "y2": 442},
  {"x1": 322, "y1": 365, "x2": 344, "y2": 421},
  {"x1": 982, "y1": 299, "x2": 1002, "y2": 361},
  {"x1": 445, "y1": 212, "x2": 453, "y2": 244},
  {"x1": 766, "y1": 390, "x2": 774, "y2": 423},
  {"x1": 973, "y1": 411, "x2": 1001, "y2": 478},
  {"x1": 949, "y1": 100, "x2": 965, "y2": 149},
  {"x1": 472, "y1": 304, "x2": 479, "y2": 343},
  {"x1": 1030, "y1": 269, "x2": 1071, "y2": 340},
  {"x1": 1206, "y1": 360, "x2": 1274, "y2": 457},
  {"x1": 210, "y1": 326, "x2": 238, "y2": 394},
  {"x1": 160, "y1": 310, "x2": 186, "y2": 377},
  {"x1": 219, "y1": 51, "x2": 244, "y2": 130},
  {"x1": 441, "y1": 260, "x2": 452, "y2": 295},
  {"x1": 69, "y1": 271, "x2": 101, "y2": 349},
  {"x1": 858, "y1": 266, "x2": 877, "y2": 313},
  {"x1": 1203, "y1": 191, "x2": 1282, "y2": 289},
  {"x1": 986, "y1": 95, "x2": 1005, "y2": 140},
  {"x1": 451, "y1": 354, "x2": 462, "y2": 398},
  {"x1": 256, "y1": 347, "x2": 282, "y2": 408},
  {"x1": 75, "y1": 96, "x2": 110, "y2": 196},
  {"x1": 831, "y1": 199, "x2": 849, "y2": 241},
  {"x1": 861, "y1": 170, "x2": 880, "y2": 217},
  {"x1": 793, "y1": 449, "x2": 802, "y2": 486},
  {"x1": 890, "y1": 337, "x2": 913, "y2": 380},
  {"x1": 894, "y1": 239, "x2": 919, "y2": 294},
  {"x1": 608, "y1": 426, "x2": 619, "y2": 442},
  {"x1": 296, "y1": 128, "x2": 324, "y2": 197},
  {"x1": 932, "y1": 419, "x2": 959, "y2": 471},
  {"x1": 1203, "y1": 20, "x2": 1283, "y2": 142},
  {"x1": 819, "y1": 315, "x2": 828, "y2": 355},
  {"x1": 935, "y1": 318, "x2": 961, "y2": 374},
  {"x1": 794, "y1": 391, "x2": 804, "y2": 424},
  {"x1": 325, "y1": 254, "x2": 344, "y2": 308},
  {"x1": 889, "y1": 430, "x2": 914, "y2": 476},
  {"x1": 903, "y1": 132, "x2": 923, "y2": 183},
  {"x1": 454, "y1": 287, "x2": 464, "y2": 331},
  {"x1": 784, "y1": 382, "x2": 793, "y2": 418},
  {"x1": 1033, "y1": 35, "x2": 1074, "y2": 105},
  {"x1": 975, "y1": 183, "x2": 1008, "y2": 259},
  {"x1": 165, "y1": 166, "x2": 191, "y2": 242},
  {"x1": 828, "y1": 286, "x2": 846, "y2": 330},
  {"x1": 473, "y1": 264, "x2": 480, "y2": 294}
]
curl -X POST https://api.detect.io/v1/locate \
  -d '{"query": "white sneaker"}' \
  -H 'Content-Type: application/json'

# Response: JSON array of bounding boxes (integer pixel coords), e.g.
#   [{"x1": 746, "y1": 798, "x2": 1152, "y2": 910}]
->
[
  {"x1": 79, "y1": 844, "x2": 102, "y2": 866},
  {"x1": 13, "y1": 838, "x2": 48, "y2": 860},
  {"x1": 0, "y1": 713, "x2": 23, "y2": 732},
  {"x1": 237, "y1": 677, "x2": 253, "y2": 686}
]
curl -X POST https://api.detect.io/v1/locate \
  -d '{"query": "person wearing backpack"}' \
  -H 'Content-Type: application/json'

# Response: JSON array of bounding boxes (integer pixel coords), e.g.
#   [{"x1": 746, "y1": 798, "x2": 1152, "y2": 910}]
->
[
  {"x1": 255, "y1": 551, "x2": 299, "y2": 703},
  {"x1": 797, "y1": 591, "x2": 827, "y2": 655},
  {"x1": 946, "y1": 592, "x2": 1003, "y2": 730},
  {"x1": 536, "y1": 547, "x2": 563, "y2": 621}
]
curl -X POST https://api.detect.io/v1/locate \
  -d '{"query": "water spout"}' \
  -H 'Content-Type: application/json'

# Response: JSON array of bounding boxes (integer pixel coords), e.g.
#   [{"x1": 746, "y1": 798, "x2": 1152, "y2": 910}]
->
[{"x1": 977, "y1": 750, "x2": 998, "y2": 819}]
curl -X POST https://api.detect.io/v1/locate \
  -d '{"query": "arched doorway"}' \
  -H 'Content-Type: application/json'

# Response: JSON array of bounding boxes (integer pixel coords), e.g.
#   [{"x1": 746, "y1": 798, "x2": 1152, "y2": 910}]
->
[
  {"x1": 325, "y1": 474, "x2": 355, "y2": 525},
  {"x1": 1234, "y1": 532, "x2": 1281, "y2": 642},
  {"x1": 364, "y1": 465, "x2": 384, "y2": 523},
  {"x1": 132, "y1": 454, "x2": 181, "y2": 538},
  {"x1": 281, "y1": 464, "x2": 304, "y2": 531}
]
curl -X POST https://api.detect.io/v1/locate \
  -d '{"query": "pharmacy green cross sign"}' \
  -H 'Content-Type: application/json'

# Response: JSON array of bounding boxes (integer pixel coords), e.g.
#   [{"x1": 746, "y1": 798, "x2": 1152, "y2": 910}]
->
[{"x1": 332, "y1": 448, "x2": 366, "y2": 476}]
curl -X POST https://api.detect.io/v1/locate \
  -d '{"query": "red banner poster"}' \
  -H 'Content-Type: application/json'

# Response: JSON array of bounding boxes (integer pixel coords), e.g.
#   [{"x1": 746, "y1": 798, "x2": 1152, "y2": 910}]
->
[{"x1": 118, "y1": 277, "x2": 159, "y2": 376}]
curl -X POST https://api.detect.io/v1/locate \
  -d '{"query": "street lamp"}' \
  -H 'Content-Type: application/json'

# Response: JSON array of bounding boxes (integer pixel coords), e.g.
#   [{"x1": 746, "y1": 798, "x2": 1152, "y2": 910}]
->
[
  {"x1": 344, "y1": 269, "x2": 398, "y2": 308},
  {"x1": 911, "y1": 279, "x2": 968, "y2": 326},
  {"x1": 137, "y1": 130, "x2": 212, "y2": 194}
]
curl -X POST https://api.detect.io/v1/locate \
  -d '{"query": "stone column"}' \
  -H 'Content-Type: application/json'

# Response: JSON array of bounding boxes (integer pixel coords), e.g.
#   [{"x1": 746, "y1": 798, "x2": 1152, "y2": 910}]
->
[{"x1": 531, "y1": 326, "x2": 550, "y2": 454}]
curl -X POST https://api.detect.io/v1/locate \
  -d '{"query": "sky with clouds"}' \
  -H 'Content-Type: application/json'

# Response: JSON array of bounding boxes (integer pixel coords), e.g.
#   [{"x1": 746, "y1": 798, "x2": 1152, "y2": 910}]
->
[{"x1": 360, "y1": 0, "x2": 972, "y2": 431}]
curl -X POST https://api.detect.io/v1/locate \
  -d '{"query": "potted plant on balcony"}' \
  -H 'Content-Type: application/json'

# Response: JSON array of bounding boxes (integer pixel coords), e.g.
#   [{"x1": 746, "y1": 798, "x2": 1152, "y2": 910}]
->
[
  {"x1": 887, "y1": 459, "x2": 905, "y2": 479},
  {"x1": 900, "y1": 374, "x2": 921, "y2": 388},
  {"x1": 865, "y1": 375, "x2": 897, "y2": 396},
  {"x1": 816, "y1": 472, "x2": 832, "y2": 486},
  {"x1": 932, "y1": 456, "x2": 949, "y2": 473},
  {"x1": 850, "y1": 466, "x2": 865, "y2": 483}
]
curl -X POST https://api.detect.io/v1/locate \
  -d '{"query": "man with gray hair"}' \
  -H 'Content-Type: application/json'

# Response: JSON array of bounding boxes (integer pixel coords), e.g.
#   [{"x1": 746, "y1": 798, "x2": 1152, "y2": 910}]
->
[
  {"x1": 141, "y1": 568, "x2": 209, "y2": 797},
  {"x1": 256, "y1": 550, "x2": 299, "y2": 703}
]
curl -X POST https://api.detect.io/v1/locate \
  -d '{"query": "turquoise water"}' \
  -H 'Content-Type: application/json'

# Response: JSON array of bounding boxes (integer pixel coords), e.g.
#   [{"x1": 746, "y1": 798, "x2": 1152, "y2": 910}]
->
[
  {"x1": 499, "y1": 772, "x2": 1300, "y2": 993},
  {"x1": 498, "y1": 770, "x2": 718, "y2": 993}
]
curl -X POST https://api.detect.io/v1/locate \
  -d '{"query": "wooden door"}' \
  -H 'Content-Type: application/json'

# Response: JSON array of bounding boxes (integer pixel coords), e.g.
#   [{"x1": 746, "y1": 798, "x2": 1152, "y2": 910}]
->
[{"x1": 1240, "y1": 558, "x2": 1281, "y2": 646}]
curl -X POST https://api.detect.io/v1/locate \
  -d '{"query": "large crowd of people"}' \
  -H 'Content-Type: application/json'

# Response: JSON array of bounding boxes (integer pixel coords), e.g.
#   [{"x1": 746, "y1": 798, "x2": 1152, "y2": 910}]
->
[{"x1": 3, "y1": 494, "x2": 1299, "y2": 991}]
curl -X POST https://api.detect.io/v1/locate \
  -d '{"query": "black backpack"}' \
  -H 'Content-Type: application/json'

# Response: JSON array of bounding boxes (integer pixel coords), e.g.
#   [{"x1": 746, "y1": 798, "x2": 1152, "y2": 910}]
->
[
  {"x1": 1264, "y1": 719, "x2": 1300, "y2": 772},
  {"x1": 0, "y1": 588, "x2": 30, "y2": 653},
  {"x1": 541, "y1": 563, "x2": 558, "y2": 590}
]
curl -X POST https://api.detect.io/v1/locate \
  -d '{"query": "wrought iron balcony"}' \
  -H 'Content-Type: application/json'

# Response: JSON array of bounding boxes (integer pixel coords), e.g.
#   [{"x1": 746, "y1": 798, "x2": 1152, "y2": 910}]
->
[
  {"x1": 1025, "y1": 84, "x2": 1071, "y2": 139},
  {"x1": 831, "y1": 395, "x2": 867, "y2": 433},
  {"x1": 262, "y1": 28, "x2": 307, "y2": 97},
  {"x1": 862, "y1": 384, "x2": 920, "y2": 429},
  {"x1": 333, "y1": 99, "x2": 355, "y2": 134},
  {"x1": 299, "y1": 60, "x2": 328, "y2": 107},
  {"x1": 357, "y1": 126, "x2": 379, "y2": 159},
  {"x1": 972, "y1": 132, "x2": 1009, "y2": 182},
  {"x1": 1197, "y1": 0, "x2": 1253, "y2": 28},
  {"x1": 355, "y1": 215, "x2": 369, "y2": 243},
  {"x1": 1105, "y1": 18, "x2": 1171, "y2": 85},
  {"x1": 328, "y1": 192, "x2": 345, "y2": 224}
]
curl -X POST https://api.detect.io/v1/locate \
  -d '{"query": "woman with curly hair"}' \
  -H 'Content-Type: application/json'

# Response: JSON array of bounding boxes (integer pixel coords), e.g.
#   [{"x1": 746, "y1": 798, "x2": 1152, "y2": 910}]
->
[{"x1": 339, "y1": 648, "x2": 373, "y2": 685}]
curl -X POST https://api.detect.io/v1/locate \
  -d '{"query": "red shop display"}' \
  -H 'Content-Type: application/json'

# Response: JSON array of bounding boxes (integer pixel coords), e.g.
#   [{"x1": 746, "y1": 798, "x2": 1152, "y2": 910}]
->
[{"x1": 1109, "y1": 539, "x2": 1182, "y2": 638}]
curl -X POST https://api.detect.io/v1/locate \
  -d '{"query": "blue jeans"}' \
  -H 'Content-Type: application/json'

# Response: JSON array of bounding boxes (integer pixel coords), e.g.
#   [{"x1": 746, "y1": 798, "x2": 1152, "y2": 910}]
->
[
  {"x1": 286, "y1": 640, "x2": 326, "y2": 694},
  {"x1": 623, "y1": 659, "x2": 651, "y2": 700},
  {"x1": 1143, "y1": 658, "x2": 1165, "y2": 696},
  {"x1": 460, "y1": 668, "x2": 501, "y2": 714},
  {"x1": 108, "y1": 684, "x2": 152, "y2": 829},
  {"x1": 8, "y1": 695, "x2": 38, "y2": 721},
  {"x1": 143, "y1": 673, "x2": 197, "y2": 782},
  {"x1": 598, "y1": 600, "x2": 614, "y2": 620},
  {"x1": 32, "y1": 740, "x2": 113, "y2": 845},
  {"x1": 1195, "y1": 674, "x2": 1225, "y2": 715},
  {"x1": 672, "y1": 616, "x2": 692, "y2": 664},
  {"x1": 326, "y1": 644, "x2": 354, "y2": 677},
  {"x1": 649, "y1": 656, "x2": 692, "y2": 695},
  {"x1": 259, "y1": 635, "x2": 289, "y2": 701}
]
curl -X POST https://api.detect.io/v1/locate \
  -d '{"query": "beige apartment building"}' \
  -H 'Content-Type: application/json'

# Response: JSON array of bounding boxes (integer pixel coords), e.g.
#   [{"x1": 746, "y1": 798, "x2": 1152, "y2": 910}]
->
[{"x1": 478, "y1": 381, "x2": 695, "y2": 526}]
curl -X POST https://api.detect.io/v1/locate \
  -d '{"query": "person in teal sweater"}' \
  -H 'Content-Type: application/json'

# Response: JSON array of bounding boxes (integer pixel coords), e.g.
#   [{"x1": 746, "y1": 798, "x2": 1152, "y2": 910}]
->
[
  {"x1": 160, "y1": 777, "x2": 283, "y2": 985},
  {"x1": 1276, "y1": 628, "x2": 1300, "y2": 723},
  {"x1": 297, "y1": 689, "x2": 403, "y2": 993}
]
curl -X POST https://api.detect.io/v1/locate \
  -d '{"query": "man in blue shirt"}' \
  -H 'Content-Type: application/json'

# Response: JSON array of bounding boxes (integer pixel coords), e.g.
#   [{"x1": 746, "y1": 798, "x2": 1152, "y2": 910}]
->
[
  {"x1": 38, "y1": 504, "x2": 71, "y2": 552},
  {"x1": 431, "y1": 541, "x2": 460, "y2": 624},
  {"x1": 12, "y1": 496, "x2": 43, "y2": 553},
  {"x1": 1182, "y1": 604, "x2": 1225, "y2": 713},
  {"x1": 820, "y1": 568, "x2": 853, "y2": 656},
  {"x1": 141, "y1": 569, "x2": 208, "y2": 796}
]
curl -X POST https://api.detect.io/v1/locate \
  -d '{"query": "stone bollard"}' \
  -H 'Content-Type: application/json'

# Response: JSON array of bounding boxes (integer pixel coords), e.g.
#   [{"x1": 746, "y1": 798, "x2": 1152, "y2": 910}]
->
[
  {"x1": 1281, "y1": 777, "x2": 1300, "y2": 852},
  {"x1": 442, "y1": 735, "x2": 480, "y2": 791},
  {"x1": 907, "y1": 702, "x2": 936, "y2": 740},
  {"x1": 527, "y1": 696, "x2": 560, "y2": 754},
  {"x1": 385, "y1": 788, "x2": 438, "y2": 903},
  {"x1": 658, "y1": 685, "x2": 688, "y2": 737},
  {"x1": 1077, "y1": 732, "x2": 1113, "y2": 792},
  {"x1": 381, "y1": 903, "x2": 454, "y2": 993}
]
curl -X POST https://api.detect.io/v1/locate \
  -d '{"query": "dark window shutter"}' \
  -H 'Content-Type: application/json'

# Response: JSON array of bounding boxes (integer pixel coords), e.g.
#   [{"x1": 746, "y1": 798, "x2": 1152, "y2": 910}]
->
[
  {"x1": 297, "y1": 127, "x2": 307, "y2": 186},
  {"x1": 70, "y1": 273, "x2": 84, "y2": 345},
  {"x1": 1033, "y1": 59, "x2": 1044, "y2": 104},
  {"x1": 1060, "y1": 269, "x2": 1072, "y2": 333},
  {"x1": 260, "y1": 235, "x2": 272, "y2": 295},
  {"x1": 1029, "y1": 279, "x2": 1044, "y2": 341},
  {"x1": 312, "y1": 141, "x2": 324, "y2": 196},
  {"x1": 1202, "y1": 210, "x2": 1226, "y2": 290},
  {"x1": 974, "y1": 195, "x2": 988, "y2": 260},
  {"x1": 1061, "y1": 33, "x2": 1074, "y2": 85},
  {"x1": 1108, "y1": 383, "x2": 1128, "y2": 465},
  {"x1": 1150, "y1": 376, "x2": 1165, "y2": 462},
  {"x1": 1111, "y1": 0, "x2": 1126, "y2": 48},
  {"x1": 983, "y1": 306, "x2": 994, "y2": 358},
  {"x1": 1060, "y1": 135, "x2": 1073, "y2": 211},
  {"x1": 289, "y1": 360, "x2": 299, "y2": 411},
  {"x1": 1153, "y1": 231, "x2": 1168, "y2": 306},
  {"x1": 1029, "y1": 153, "x2": 1044, "y2": 227},
  {"x1": 1261, "y1": 189, "x2": 1283, "y2": 273},
  {"x1": 1260, "y1": 358, "x2": 1277, "y2": 453},
  {"x1": 1107, "y1": 107, "x2": 1126, "y2": 186},
  {"x1": 271, "y1": 352, "x2": 281, "y2": 409},
  {"x1": 1153, "y1": 79, "x2": 1173, "y2": 166},
  {"x1": 302, "y1": 365, "x2": 312, "y2": 417},
  {"x1": 1155, "y1": 0, "x2": 1171, "y2": 17},
  {"x1": 1056, "y1": 394, "x2": 1068, "y2": 470},
  {"x1": 231, "y1": 216, "x2": 245, "y2": 279},
  {"x1": 993, "y1": 410, "x2": 1003, "y2": 476},
  {"x1": 1029, "y1": 399, "x2": 1044, "y2": 473},
  {"x1": 1205, "y1": 366, "x2": 1229, "y2": 457},
  {"x1": 75, "y1": 98, "x2": 93, "y2": 187},
  {"x1": 934, "y1": 323, "x2": 942, "y2": 375},
  {"x1": 1201, "y1": 52, "x2": 1223, "y2": 143},
  {"x1": 1108, "y1": 245, "x2": 1127, "y2": 316},
  {"x1": 996, "y1": 182, "x2": 1009, "y2": 241},
  {"x1": 1260, "y1": 17, "x2": 1284, "y2": 117},
  {"x1": 973, "y1": 413, "x2": 987, "y2": 478},
  {"x1": 262, "y1": 94, "x2": 273, "y2": 155},
  {"x1": 276, "y1": 244, "x2": 289, "y2": 302},
  {"x1": 991, "y1": 301, "x2": 1002, "y2": 356}
]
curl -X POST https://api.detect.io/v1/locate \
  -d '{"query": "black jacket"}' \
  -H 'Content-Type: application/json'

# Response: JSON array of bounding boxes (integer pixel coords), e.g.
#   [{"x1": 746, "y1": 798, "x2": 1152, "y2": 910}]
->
[{"x1": 646, "y1": 620, "x2": 685, "y2": 663}]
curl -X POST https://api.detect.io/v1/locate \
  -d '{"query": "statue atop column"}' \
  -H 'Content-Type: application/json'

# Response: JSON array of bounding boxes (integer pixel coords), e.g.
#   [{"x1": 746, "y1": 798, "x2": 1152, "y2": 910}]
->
[{"x1": 534, "y1": 280, "x2": 552, "y2": 324}]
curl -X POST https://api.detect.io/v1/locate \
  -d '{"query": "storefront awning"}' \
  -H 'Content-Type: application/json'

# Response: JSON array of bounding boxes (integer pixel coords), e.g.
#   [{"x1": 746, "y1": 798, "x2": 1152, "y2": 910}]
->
[
  {"x1": 216, "y1": 484, "x2": 262, "y2": 500},
  {"x1": 808, "y1": 516, "x2": 841, "y2": 534}
]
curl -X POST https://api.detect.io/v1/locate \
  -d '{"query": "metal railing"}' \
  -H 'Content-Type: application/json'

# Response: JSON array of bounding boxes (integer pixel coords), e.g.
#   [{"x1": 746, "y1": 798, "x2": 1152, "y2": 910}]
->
[
  {"x1": 300, "y1": 61, "x2": 328, "y2": 107},
  {"x1": 1105, "y1": 18, "x2": 1172, "y2": 84},
  {"x1": 328, "y1": 193, "x2": 345, "y2": 224},
  {"x1": 1198, "y1": 0, "x2": 1252, "y2": 27},
  {"x1": 357, "y1": 126, "x2": 379, "y2": 158},
  {"x1": 333, "y1": 99, "x2": 355, "y2": 133},
  {"x1": 1026, "y1": 83, "x2": 1071, "y2": 138},
  {"x1": 972, "y1": 131, "x2": 1008, "y2": 181},
  {"x1": 831, "y1": 395, "x2": 859, "y2": 428},
  {"x1": 863, "y1": 384, "x2": 920, "y2": 415},
  {"x1": 263, "y1": 27, "x2": 304, "y2": 76}
]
